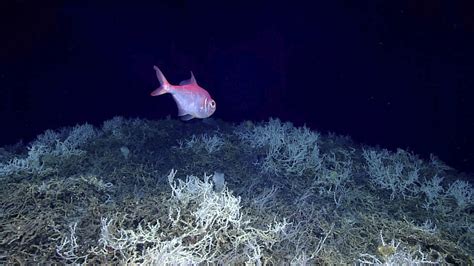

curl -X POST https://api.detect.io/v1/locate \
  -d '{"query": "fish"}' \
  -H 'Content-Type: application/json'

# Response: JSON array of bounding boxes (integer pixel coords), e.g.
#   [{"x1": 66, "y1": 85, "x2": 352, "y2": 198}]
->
[{"x1": 150, "y1": 66, "x2": 216, "y2": 121}]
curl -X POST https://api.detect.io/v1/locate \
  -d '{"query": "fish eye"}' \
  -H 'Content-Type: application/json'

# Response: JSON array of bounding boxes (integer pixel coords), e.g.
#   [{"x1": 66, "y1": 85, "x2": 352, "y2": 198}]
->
[{"x1": 209, "y1": 100, "x2": 216, "y2": 108}]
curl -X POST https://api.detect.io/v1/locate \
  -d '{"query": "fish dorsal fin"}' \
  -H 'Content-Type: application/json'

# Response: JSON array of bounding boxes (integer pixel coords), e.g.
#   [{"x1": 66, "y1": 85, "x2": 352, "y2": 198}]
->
[{"x1": 179, "y1": 71, "x2": 198, "y2": 86}]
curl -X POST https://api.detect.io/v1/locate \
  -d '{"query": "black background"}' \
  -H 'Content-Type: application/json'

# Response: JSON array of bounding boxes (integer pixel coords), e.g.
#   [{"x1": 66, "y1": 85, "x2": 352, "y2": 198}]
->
[{"x1": 1, "y1": 0, "x2": 473, "y2": 174}]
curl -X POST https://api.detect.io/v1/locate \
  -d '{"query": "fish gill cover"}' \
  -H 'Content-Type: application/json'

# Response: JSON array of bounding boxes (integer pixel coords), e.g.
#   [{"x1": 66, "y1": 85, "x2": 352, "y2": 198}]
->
[{"x1": 0, "y1": 116, "x2": 472, "y2": 264}]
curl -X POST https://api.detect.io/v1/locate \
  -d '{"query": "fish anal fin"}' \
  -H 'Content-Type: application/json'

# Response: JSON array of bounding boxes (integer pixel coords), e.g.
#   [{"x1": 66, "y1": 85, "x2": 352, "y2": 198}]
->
[{"x1": 180, "y1": 114, "x2": 194, "y2": 121}]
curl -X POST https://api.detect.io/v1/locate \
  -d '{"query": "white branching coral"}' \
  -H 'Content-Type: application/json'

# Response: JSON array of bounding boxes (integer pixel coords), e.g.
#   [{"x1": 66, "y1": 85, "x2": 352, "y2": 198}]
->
[
  {"x1": 176, "y1": 133, "x2": 225, "y2": 154},
  {"x1": 235, "y1": 118, "x2": 322, "y2": 176},
  {"x1": 362, "y1": 148, "x2": 423, "y2": 200},
  {"x1": 0, "y1": 123, "x2": 98, "y2": 177},
  {"x1": 94, "y1": 169, "x2": 289, "y2": 264},
  {"x1": 446, "y1": 179, "x2": 473, "y2": 209}
]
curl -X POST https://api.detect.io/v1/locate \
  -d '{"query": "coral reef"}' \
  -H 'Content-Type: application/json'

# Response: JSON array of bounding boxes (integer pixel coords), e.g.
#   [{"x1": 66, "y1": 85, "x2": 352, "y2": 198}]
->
[{"x1": 0, "y1": 117, "x2": 472, "y2": 264}]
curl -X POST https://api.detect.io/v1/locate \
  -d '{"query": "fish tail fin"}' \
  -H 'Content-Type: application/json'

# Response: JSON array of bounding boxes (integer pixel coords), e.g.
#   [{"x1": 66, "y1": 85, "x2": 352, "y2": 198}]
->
[{"x1": 151, "y1": 65, "x2": 171, "y2": 96}]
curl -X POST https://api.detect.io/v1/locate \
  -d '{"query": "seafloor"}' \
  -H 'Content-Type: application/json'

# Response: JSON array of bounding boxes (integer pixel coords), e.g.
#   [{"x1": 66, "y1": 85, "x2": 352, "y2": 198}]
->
[{"x1": 0, "y1": 116, "x2": 472, "y2": 264}]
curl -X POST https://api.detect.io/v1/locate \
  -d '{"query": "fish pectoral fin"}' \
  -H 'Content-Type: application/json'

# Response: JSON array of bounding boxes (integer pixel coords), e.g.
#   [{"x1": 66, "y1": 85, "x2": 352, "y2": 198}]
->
[{"x1": 180, "y1": 114, "x2": 195, "y2": 121}]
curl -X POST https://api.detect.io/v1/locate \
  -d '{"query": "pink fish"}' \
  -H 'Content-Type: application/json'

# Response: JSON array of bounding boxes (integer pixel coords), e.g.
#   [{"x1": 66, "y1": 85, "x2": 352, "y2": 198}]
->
[{"x1": 151, "y1": 66, "x2": 216, "y2": 121}]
